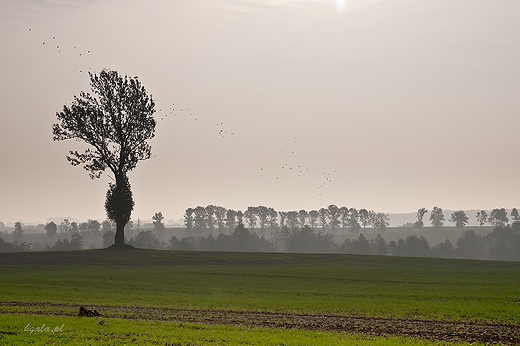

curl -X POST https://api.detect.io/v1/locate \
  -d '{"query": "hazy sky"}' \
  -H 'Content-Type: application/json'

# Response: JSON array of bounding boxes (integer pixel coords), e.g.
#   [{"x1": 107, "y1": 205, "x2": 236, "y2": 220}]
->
[{"x1": 1, "y1": 0, "x2": 519, "y2": 225}]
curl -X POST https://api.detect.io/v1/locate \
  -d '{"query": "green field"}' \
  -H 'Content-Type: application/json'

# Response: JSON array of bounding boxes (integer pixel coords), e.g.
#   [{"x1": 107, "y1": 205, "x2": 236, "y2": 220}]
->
[
  {"x1": 1, "y1": 250, "x2": 519, "y2": 345},
  {"x1": 0, "y1": 314, "x2": 471, "y2": 346}
]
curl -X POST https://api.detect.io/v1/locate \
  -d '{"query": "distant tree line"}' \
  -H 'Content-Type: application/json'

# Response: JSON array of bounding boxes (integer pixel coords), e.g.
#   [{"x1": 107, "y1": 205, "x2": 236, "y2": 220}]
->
[
  {"x1": 183, "y1": 205, "x2": 390, "y2": 236},
  {"x1": 344, "y1": 223, "x2": 520, "y2": 261},
  {"x1": 49, "y1": 233, "x2": 84, "y2": 251},
  {"x1": 411, "y1": 207, "x2": 516, "y2": 230},
  {"x1": 126, "y1": 224, "x2": 337, "y2": 253},
  {"x1": 3, "y1": 220, "x2": 520, "y2": 261},
  {"x1": 0, "y1": 237, "x2": 31, "y2": 252},
  {"x1": 0, "y1": 218, "x2": 134, "y2": 251},
  {"x1": 168, "y1": 224, "x2": 275, "y2": 252},
  {"x1": 2, "y1": 206, "x2": 519, "y2": 256},
  {"x1": 102, "y1": 222, "x2": 520, "y2": 261}
]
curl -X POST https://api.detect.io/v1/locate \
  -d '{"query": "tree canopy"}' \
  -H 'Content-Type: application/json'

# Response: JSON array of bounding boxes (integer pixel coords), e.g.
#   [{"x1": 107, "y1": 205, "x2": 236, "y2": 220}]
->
[
  {"x1": 53, "y1": 69, "x2": 156, "y2": 179},
  {"x1": 429, "y1": 207, "x2": 445, "y2": 229},
  {"x1": 449, "y1": 210, "x2": 469, "y2": 229}
]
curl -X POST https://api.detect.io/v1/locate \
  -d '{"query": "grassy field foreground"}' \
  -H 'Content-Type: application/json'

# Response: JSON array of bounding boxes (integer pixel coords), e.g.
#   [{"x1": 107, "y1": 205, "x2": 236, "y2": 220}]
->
[
  {"x1": 2, "y1": 250, "x2": 520, "y2": 322},
  {"x1": 0, "y1": 314, "x2": 478, "y2": 346},
  {"x1": 1, "y1": 250, "x2": 520, "y2": 344}
]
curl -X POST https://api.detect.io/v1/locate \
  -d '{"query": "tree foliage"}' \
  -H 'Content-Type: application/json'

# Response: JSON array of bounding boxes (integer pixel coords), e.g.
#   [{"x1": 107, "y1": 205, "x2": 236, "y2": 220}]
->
[
  {"x1": 374, "y1": 212, "x2": 390, "y2": 233},
  {"x1": 51, "y1": 233, "x2": 84, "y2": 251},
  {"x1": 449, "y1": 210, "x2": 469, "y2": 229},
  {"x1": 225, "y1": 209, "x2": 237, "y2": 232},
  {"x1": 345, "y1": 208, "x2": 360, "y2": 233},
  {"x1": 327, "y1": 204, "x2": 340, "y2": 234},
  {"x1": 105, "y1": 175, "x2": 134, "y2": 229},
  {"x1": 0, "y1": 237, "x2": 31, "y2": 252},
  {"x1": 129, "y1": 230, "x2": 161, "y2": 249},
  {"x1": 184, "y1": 208, "x2": 195, "y2": 230},
  {"x1": 58, "y1": 219, "x2": 71, "y2": 234},
  {"x1": 102, "y1": 229, "x2": 116, "y2": 248},
  {"x1": 44, "y1": 221, "x2": 57, "y2": 239},
  {"x1": 152, "y1": 212, "x2": 165, "y2": 230},
  {"x1": 358, "y1": 208, "x2": 370, "y2": 229},
  {"x1": 308, "y1": 210, "x2": 319, "y2": 229},
  {"x1": 429, "y1": 207, "x2": 445, "y2": 229},
  {"x1": 13, "y1": 222, "x2": 24, "y2": 241},
  {"x1": 152, "y1": 212, "x2": 165, "y2": 239},
  {"x1": 476, "y1": 210, "x2": 488, "y2": 228},
  {"x1": 318, "y1": 208, "x2": 329, "y2": 230},
  {"x1": 489, "y1": 208, "x2": 508, "y2": 227},
  {"x1": 414, "y1": 207, "x2": 428, "y2": 229},
  {"x1": 53, "y1": 69, "x2": 156, "y2": 179},
  {"x1": 283, "y1": 225, "x2": 337, "y2": 253}
]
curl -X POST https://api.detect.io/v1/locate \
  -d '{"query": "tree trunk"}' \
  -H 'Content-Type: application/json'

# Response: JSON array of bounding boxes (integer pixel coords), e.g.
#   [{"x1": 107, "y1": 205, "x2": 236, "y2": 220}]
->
[
  {"x1": 114, "y1": 221, "x2": 125, "y2": 246},
  {"x1": 113, "y1": 173, "x2": 126, "y2": 246}
]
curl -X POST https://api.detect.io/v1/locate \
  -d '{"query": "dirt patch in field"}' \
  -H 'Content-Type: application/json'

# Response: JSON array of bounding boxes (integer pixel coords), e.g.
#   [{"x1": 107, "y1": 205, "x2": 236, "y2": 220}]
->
[{"x1": 1, "y1": 301, "x2": 519, "y2": 345}]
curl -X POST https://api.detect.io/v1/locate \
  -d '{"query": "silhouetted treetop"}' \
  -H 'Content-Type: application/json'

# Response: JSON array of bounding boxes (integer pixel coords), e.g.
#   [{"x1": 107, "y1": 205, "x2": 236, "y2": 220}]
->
[{"x1": 52, "y1": 69, "x2": 156, "y2": 179}]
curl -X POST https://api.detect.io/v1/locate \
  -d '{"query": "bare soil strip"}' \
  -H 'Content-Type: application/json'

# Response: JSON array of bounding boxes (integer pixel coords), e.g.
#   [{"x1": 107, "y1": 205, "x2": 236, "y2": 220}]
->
[{"x1": 1, "y1": 301, "x2": 519, "y2": 345}]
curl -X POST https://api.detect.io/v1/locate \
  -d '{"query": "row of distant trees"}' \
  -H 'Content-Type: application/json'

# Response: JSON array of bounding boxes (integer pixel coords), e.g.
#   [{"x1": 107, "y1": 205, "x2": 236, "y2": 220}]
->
[
  {"x1": 4, "y1": 213, "x2": 167, "y2": 240},
  {"x1": 2, "y1": 207, "x2": 516, "y2": 242},
  {"x1": 0, "y1": 233, "x2": 83, "y2": 252},
  {"x1": 92, "y1": 222, "x2": 520, "y2": 261},
  {"x1": 345, "y1": 224, "x2": 520, "y2": 261},
  {"x1": 2, "y1": 207, "x2": 517, "y2": 250},
  {"x1": 5, "y1": 218, "x2": 140, "y2": 242},
  {"x1": 2, "y1": 219, "x2": 107, "y2": 242},
  {"x1": 183, "y1": 205, "x2": 390, "y2": 235},
  {"x1": 99, "y1": 224, "x2": 336, "y2": 253},
  {"x1": 412, "y1": 207, "x2": 516, "y2": 230},
  {"x1": 3, "y1": 220, "x2": 520, "y2": 261},
  {"x1": 0, "y1": 213, "x2": 166, "y2": 252}
]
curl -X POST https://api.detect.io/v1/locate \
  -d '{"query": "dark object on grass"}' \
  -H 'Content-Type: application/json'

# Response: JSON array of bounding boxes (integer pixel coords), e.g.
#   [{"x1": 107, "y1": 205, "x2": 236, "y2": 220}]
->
[{"x1": 78, "y1": 306, "x2": 100, "y2": 317}]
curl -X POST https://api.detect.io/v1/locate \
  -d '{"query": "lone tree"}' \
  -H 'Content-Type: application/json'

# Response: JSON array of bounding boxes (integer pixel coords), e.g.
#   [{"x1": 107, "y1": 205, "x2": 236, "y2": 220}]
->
[
  {"x1": 413, "y1": 207, "x2": 428, "y2": 229},
  {"x1": 152, "y1": 211, "x2": 165, "y2": 239},
  {"x1": 489, "y1": 208, "x2": 508, "y2": 227},
  {"x1": 476, "y1": 210, "x2": 488, "y2": 228},
  {"x1": 429, "y1": 206, "x2": 445, "y2": 229},
  {"x1": 53, "y1": 69, "x2": 156, "y2": 247},
  {"x1": 449, "y1": 210, "x2": 469, "y2": 230},
  {"x1": 13, "y1": 222, "x2": 24, "y2": 241},
  {"x1": 44, "y1": 221, "x2": 57, "y2": 241}
]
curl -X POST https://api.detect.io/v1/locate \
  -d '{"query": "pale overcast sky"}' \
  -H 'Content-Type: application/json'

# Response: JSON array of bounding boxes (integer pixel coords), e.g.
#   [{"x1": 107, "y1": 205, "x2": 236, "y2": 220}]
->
[{"x1": 1, "y1": 0, "x2": 519, "y2": 225}]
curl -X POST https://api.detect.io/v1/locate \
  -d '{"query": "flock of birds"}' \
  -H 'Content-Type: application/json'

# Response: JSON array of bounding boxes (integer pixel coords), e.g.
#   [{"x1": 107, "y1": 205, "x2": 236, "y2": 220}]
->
[
  {"x1": 266, "y1": 151, "x2": 346, "y2": 196},
  {"x1": 157, "y1": 100, "x2": 347, "y2": 196},
  {"x1": 28, "y1": 27, "x2": 348, "y2": 199},
  {"x1": 30, "y1": 29, "x2": 93, "y2": 73},
  {"x1": 156, "y1": 100, "x2": 347, "y2": 197},
  {"x1": 156, "y1": 104, "x2": 238, "y2": 141}
]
